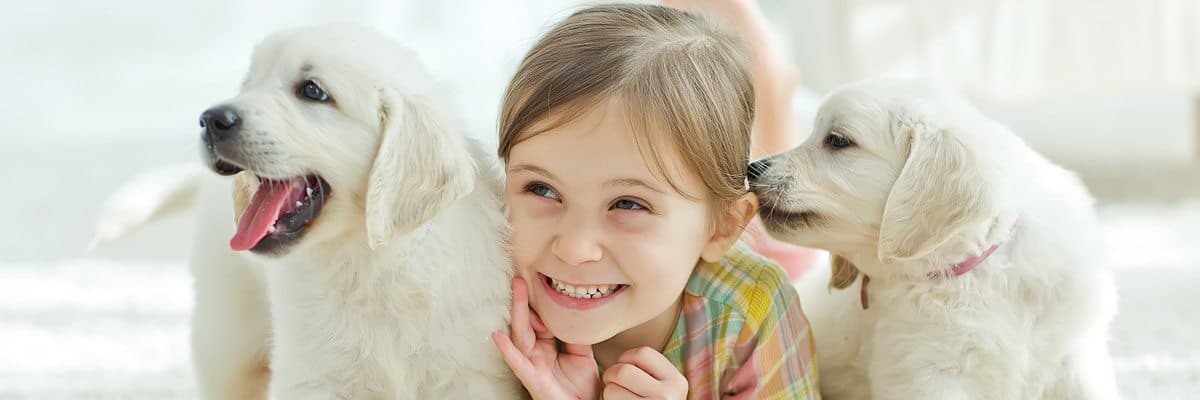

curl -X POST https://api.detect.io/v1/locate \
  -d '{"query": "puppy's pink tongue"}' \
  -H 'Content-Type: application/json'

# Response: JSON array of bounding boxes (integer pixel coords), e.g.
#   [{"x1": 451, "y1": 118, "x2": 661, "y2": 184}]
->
[{"x1": 230, "y1": 178, "x2": 305, "y2": 251}]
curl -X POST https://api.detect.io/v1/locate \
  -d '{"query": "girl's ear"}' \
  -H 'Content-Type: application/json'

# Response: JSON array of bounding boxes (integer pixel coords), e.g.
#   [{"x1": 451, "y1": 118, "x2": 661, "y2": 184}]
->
[{"x1": 701, "y1": 193, "x2": 759, "y2": 262}]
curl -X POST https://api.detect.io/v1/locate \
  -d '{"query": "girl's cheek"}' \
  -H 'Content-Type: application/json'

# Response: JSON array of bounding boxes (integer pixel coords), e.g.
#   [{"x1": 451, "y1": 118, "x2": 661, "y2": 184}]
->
[
  {"x1": 507, "y1": 217, "x2": 540, "y2": 276},
  {"x1": 507, "y1": 198, "x2": 561, "y2": 246},
  {"x1": 522, "y1": 200, "x2": 561, "y2": 222},
  {"x1": 508, "y1": 195, "x2": 552, "y2": 219},
  {"x1": 609, "y1": 211, "x2": 659, "y2": 235}
]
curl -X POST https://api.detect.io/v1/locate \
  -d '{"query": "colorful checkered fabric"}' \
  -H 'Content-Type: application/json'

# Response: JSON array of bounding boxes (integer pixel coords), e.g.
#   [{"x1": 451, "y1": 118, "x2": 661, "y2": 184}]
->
[{"x1": 659, "y1": 243, "x2": 821, "y2": 399}]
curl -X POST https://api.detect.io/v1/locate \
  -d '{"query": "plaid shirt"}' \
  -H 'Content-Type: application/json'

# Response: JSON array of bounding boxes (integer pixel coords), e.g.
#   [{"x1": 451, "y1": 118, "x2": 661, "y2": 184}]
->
[{"x1": 659, "y1": 243, "x2": 821, "y2": 399}]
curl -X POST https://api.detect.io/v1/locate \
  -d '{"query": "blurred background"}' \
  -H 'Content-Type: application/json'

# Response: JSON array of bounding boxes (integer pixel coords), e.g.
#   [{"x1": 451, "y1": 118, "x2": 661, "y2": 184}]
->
[{"x1": 2, "y1": 0, "x2": 1197, "y2": 398}]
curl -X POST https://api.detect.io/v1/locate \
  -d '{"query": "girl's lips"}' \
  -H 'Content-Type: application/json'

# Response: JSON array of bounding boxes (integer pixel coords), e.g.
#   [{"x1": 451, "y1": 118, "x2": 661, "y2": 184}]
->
[{"x1": 537, "y1": 273, "x2": 628, "y2": 311}]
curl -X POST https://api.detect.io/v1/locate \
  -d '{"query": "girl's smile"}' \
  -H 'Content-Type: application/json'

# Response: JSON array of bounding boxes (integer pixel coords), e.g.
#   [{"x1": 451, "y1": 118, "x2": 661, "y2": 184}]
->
[{"x1": 537, "y1": 273, "x2": 629, "y2": 310}]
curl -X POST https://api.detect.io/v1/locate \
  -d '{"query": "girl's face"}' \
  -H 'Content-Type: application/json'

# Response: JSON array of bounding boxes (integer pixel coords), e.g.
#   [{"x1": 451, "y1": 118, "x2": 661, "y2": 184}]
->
[{"x1": 506, "y1": 100, "x2": 723, "y2": 345}]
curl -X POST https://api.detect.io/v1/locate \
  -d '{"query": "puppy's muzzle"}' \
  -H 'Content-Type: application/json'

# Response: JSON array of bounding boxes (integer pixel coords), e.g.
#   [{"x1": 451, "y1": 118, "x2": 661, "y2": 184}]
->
[{"x1": 199, "y1": 105, "x2": 246, "y2": 176}]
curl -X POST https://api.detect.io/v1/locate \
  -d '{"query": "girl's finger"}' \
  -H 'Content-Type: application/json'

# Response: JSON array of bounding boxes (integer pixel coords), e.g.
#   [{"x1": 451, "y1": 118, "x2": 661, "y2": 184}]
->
[
  {"x1": 616, "y1": 347, "x2": 680, "y2": 381},
  {"x1": 602, "y1": 362, "x2": 659, "y2": 397},
  {"x1": 509, "y1": 278, "x2": 535, "y2": 353},
  {"x1": 529, "y1": 307, "x2": 555, "y2": 341},
  {"x1": 601, "y1": 380, "x2": 641, "y2": 400},
  {"x1": 490, "y1": 330, "x2": 539, "y2": 387}
]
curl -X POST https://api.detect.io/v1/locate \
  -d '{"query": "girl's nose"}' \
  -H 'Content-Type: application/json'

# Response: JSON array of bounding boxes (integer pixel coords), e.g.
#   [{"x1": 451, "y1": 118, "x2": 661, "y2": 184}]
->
[{"x1": 551, "y1": 217, "x2": 603, "y2": 266}]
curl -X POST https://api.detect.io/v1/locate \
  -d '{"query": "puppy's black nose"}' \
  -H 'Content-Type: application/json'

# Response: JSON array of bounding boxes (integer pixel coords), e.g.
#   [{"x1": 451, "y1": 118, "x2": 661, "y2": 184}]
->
[
  {"x1": 200, "y1": 106, "x2": 241, "y2": 142},
  {"x1": 747, "y1": 159, "x2": 772, "y2": 183}
]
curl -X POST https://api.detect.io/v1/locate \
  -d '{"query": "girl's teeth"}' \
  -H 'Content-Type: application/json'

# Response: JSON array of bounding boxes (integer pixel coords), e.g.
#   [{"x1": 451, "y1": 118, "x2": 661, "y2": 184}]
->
[{"x1": 550, "y1": 277, "x2": 619, "y2": 299}]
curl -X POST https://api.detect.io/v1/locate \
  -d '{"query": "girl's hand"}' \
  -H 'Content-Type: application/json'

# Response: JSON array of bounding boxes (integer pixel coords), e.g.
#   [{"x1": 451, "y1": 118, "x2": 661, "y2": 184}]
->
[
  {"x1": 491, "y1": 277, "x2": 601, "y2": 400},
  {"x1": 601, "y1": 347, "x2": 688, "y2": 400}
]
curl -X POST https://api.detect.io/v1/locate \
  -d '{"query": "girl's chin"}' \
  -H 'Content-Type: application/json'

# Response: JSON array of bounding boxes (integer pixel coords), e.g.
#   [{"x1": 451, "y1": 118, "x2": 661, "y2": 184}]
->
[
  {"x1": 550, "y1": 329, "x2": 614, "y2": 346},
  {"x1": 537, "y1": 312, "x2": 621, "y2": 345}
]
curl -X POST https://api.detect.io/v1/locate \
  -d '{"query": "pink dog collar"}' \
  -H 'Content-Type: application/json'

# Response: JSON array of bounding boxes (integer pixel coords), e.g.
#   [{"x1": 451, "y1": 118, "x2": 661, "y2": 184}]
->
[{"x1": 860, "y1": 222, "x2": 1017, "y2": 310}]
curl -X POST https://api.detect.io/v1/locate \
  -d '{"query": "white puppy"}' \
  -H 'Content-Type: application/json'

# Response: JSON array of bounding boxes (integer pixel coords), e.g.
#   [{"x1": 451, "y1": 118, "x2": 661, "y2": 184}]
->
[
  {"x1": 747, "y1": 80, "x2": 1119, "y2": 399},
  {"x1": 92, "y1": 24, "x2": 523, "y2": 399}
]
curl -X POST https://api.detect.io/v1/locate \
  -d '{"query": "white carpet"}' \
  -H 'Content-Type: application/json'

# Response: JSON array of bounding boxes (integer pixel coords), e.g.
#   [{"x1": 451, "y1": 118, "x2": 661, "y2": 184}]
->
[
  {"x1": 1097, "y1": 202, "x2": 1200, "y2": 399},
  {"x1": 0, "y1": 260, "x2": 193, "y2": 399},
  {"x1": 2, "y1": 201, "x2": 1198, "y2": 399}
]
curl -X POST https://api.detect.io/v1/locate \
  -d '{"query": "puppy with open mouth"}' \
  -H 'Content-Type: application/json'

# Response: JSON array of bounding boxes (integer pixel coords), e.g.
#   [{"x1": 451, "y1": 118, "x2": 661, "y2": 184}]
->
[
  {"x1": 194, "y1": 24, "x2": 524, "y2": 399},
  {"x1": 94, "y1": 24, "x2": 523, "y2": 399},
  {"x1": 748, "y1": 79, "x2": 1119, "y2": 399}
]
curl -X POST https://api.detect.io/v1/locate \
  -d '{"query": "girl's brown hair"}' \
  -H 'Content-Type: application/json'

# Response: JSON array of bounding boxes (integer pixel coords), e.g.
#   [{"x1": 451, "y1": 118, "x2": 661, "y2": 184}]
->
[{"x1": 498, "y1": 3, "x2": 755, "y2": 224}]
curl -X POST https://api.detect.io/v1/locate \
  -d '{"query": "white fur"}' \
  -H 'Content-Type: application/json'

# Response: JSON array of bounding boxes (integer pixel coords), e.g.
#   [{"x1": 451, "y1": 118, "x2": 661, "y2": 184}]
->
[
  {"x1": 752, "y1": 79, "x2": 1119, "y2": 399},
  {"x1": 92, "y1": 24, "x2": 522, "y2": 399}
]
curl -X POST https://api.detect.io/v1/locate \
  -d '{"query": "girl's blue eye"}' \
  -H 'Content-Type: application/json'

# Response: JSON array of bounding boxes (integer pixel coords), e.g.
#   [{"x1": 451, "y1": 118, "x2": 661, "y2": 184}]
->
[
  {"x1": 613, "y1": 199, "x2": 646, "y2": 211},
  {"x1": 527, "y1": 183, "x2": 560, "y2": 200}
]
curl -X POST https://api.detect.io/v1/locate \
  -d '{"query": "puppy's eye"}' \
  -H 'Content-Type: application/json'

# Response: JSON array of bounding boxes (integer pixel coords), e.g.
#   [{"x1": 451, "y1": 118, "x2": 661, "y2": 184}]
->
[
  {"x1": 297, "y1": 80, "x2": 331, "y2": 102},
  {"x1": 824, "y1": 132, "x2": 854, "y2": 149}
]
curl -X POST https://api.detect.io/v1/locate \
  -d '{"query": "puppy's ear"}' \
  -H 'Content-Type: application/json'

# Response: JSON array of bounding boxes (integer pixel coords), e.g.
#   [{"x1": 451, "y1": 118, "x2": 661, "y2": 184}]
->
[
  {"x1": 829, "y1": 255, "x2": 860, "y2": 290},
  {"x1": 365, "y1": 88, "x2": 475, "y2": 249},
  {"x1": 877, "y1": 122, "x2": 994, "y2": 262}
]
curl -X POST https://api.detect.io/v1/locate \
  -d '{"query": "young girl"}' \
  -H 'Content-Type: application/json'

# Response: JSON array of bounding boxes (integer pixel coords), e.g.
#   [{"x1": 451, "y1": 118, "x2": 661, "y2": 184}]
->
[{"x1": 489, "y1": 4, "x2": 819, "y2": 399}]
